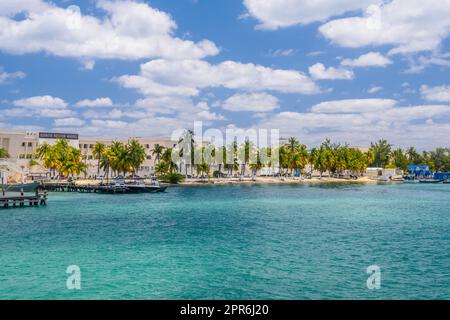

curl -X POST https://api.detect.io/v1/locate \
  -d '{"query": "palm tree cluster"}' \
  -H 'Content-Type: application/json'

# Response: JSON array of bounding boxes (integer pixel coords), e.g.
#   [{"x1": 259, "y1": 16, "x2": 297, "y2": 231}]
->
[
  {"x1": 35, "y1": 139, "x2": 87, "y2": 178},
  {"x1": 0, "y1": 147, "x2": 9, "y2": 159},
  {"x1": 373, "y1": 141, "x2": 450, "y2": 172},
  {"x1": 97, "y1": 139, "x2": 146, "y2": 180},
  {"x1": 308, "y1": 139, "x2": 373, "y2": 177},
  {"x1": 165, "y1": 134, "x2": 450, "y2": 178}
]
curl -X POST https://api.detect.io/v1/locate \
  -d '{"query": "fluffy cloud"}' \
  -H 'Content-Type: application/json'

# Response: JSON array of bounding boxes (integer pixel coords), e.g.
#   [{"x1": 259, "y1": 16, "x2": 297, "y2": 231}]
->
[
  {"x1": 256, "y1": 101, "x2": 450, "y2": 149},
  {"x1": 421, "y1": 85, "x2": 450, "y2": 102},
  {"x1": 75, "y1": 98, "x2": 113, "y2": 108},
  {"x1": 3, "y1": 95, "x2": 72, "y2": 118},
  {"x1": 311, "y1": 99, "x2": 397, "y2": 113},
  {"x1": 0, "y1": 0, "x2": 218, "y2": 64},
  {"x1": 319, "y1": 0, "x2": 450, "y2": 54},
  {"x1": 117, "y1": 59, "x2": 319, "y2": 96},
  {"x1": 222, "y1": 92, "x2": 280, "y2": 112},
  {"x1": 243, "y1": 0, "x2": 376, "y2": 29},
  {"x1": 308, "y1": 63, "x2": 354, "y2": 80},
  {"x1": 91, "y1": 119, "x2": 128, "y2": 129},
  {"x1": 0, "y1": 0, "x2": 48, "y2": 16},
  {"x1": 0, "y1": 68, "x2": 26, "y2": 84},
  {"x1": 54, "y1": 117, "x2": 85, "y2": 127},
  {"x1": 341, "y1": 52, "x2": 392, "y2": 68},
  {"x1": 13, "y1": 95, "x2": 67, "y2": 108}
]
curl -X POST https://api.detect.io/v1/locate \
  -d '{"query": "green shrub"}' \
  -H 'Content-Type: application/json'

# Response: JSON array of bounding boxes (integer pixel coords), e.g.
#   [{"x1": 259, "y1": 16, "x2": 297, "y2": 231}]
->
[{"x1": 157, "y1": 173, "x2": 185, "y2": 184}]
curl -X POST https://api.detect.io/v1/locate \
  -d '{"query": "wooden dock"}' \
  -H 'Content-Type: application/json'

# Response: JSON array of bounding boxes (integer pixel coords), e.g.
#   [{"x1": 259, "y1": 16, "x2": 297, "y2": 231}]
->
[
  {"x1": 0, "y1": 190, "x2": 48, "y2": 209},
  {"x1": 41, "y1": 182, "x2": 167, "y2": 194}
]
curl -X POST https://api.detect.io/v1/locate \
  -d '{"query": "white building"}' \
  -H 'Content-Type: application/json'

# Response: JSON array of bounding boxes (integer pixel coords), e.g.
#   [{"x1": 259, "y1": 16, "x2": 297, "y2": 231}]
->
[{"x1": 0, "y1": 129, "x2": 174, "y2": 177}]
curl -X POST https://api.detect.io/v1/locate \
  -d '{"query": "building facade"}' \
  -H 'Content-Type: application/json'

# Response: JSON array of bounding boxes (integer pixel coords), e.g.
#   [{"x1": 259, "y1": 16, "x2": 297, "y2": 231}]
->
[{"x1": 0, "y1": 129, "x2": 174, "y2": 177}]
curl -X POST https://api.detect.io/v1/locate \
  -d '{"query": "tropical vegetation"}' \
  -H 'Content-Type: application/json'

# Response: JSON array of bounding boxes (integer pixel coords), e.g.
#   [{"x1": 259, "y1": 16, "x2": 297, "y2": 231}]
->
[
  {"x1": 35, "y1": 139, "x2": 87, "y2": 178},
  {"x1": 0, "y1": 147, "x2": 9, "y2": 159}
]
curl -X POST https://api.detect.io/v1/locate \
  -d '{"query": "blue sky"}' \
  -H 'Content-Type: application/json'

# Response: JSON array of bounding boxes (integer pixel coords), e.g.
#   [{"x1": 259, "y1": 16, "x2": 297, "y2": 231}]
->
[{"x1": 1, "y1": 0, "x2": 450, "y2": 149}]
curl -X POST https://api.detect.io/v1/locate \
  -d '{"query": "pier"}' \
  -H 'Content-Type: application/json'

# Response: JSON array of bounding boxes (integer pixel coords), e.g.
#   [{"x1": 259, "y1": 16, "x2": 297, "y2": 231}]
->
[
  {"x1": 40, "y1": 182, "x2": 167, "y2": 194},
  {"x1": 0, "y1": 190, "x2": 48, "y2": 209}
]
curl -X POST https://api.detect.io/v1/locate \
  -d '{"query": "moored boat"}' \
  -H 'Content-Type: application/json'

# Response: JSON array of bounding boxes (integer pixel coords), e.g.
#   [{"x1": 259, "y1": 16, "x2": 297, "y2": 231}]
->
[
  {"x1": 391, "y1": 175, "x2": 405, "y2": 182},
  {"x1": 419, "y1": 179, "x2": 444, "y2": 184},
  {"x1": 0, "y1": 181, "x2": 40, "y2": 193},
  {"x1": 125, "y1": 180, "x2": 167, "y2": 193}
]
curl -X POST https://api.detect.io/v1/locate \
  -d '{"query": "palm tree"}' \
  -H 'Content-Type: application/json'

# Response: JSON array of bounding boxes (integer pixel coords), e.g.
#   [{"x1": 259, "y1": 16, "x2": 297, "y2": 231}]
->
[
  {"x1": 0, "y1": 147, "x2": 9, "y2": 159},
  {"x1": 99, "y1": 148, "x2": 113, "y2": 183},
  {"x1": 151, "y1": 144, "x2": 165, "y2": 164},
  {"x1": 196, "y1": 161, "x2": 210, "y2": 178},
  {"x1": 370, "y1": 139, "x2": 392, "y2": 168},
  {"x1": 287, "y1": 137, "x2": 300, "y2": 152},
  {"x1": 35, "y1": 142, "x2": 50, "y2": 159},
  {"x1": 127, "y1": 138, "x2": 146, "y2": 175},
  {"x1": 92, "y1": 142, "x2": 106, "y2": 176},
  {"x1": 162, "y1": 147, "x2": 178, "y2": 173},
  {"x1": 178, "y1": 130, "x2": 195, "y2": 177}
]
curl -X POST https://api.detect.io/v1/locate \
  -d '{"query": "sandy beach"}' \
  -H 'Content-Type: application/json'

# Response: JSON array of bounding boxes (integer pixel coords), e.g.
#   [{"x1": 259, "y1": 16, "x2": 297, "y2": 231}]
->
[{"x1": 72, "y1": 176, "x2": 377, "y2": 187}]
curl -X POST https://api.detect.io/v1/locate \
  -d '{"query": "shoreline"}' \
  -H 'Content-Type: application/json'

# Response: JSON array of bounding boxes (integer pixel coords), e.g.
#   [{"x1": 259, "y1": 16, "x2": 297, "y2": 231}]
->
[{"x1": 67, "y1": 176, "x2": 379, "y2": 187}]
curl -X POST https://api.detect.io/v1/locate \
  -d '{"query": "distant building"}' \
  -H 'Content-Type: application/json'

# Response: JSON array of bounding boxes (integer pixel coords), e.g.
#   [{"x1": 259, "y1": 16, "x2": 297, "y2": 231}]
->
[
  {"x1": 0, "y1": 129, "x2": 174, "y2": 177},
  {"x1": 407, "y1": 165, "x2": 431, "y2": 177}
]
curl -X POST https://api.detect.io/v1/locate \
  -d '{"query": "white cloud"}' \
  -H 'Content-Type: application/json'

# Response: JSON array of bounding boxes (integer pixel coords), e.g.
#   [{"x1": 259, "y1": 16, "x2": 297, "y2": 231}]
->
[
  {"x1": 341, "y1": 52, "x2": 392, "y2": 68},
  {"x1": 54, "y1": 117, "x2": 85, "y2": 127},
  {"x1": 368, "y1": 86, "x2": 383, "y2": 94},
  {"x1": 269, "y1": 49, "x2": 296, "y2": 57},
  {"x1": 0, "y1": 0, "x2": 48, "y2": 16},
  {"x1": 319, "y1": 0, "x2": 450, "y2": 54},
  {"x1": 0, "y1": 0, "x2": 219, "y2": 65},
  {"x1": 117, "y1": 59, "x2": 319, "y2": 96},
  {"x1": 91, "y1": 119, "x2": 128, "y2": 129},
  {"x1": 421, "y1": 85, "x2": 450, "y2": 102},
  {"x1": 405, "y1": 52, "x2": 450, "y2": 73},
  {"x1": 222, "y1": 92, "x2": 280, "y2": 112},
  {"x1": 243, "y1": 0, "x2": 376, "y2": 29},
  {"x1": 13, "y1": 95, "x2": 67, "y2": 108},
  {"x1": 309, "y1": 63, "x2": 354, "y2": 80},
  {"x1": 4, "y1": 107, "x2": 73, "y2": 118},
  {"x1": 0, "y1": 67, "x2": 26, "y2": 84},
  {"x1": 256, "y1": 102, "x2": 450, "y2": 149},
  {"x1": 4, "y1": 95, "x2": 72, "y2": 118},
  {"x1": 311, "y1": 99, "x2": 397, "y2": 113},
  {"x1": 75, "y1": 97, "x2": 113, "y2": 108}
]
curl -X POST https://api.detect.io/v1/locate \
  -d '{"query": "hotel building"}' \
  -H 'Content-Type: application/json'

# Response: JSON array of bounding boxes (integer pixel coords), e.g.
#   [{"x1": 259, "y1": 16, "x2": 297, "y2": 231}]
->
[{"x1": 0, "y1": 129, "x2": 174, "y2": 177}]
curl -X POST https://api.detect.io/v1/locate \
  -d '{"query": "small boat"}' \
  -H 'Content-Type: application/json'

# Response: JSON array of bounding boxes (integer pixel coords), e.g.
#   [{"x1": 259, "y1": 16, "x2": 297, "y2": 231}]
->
[
  {"x1": 377, "y1": 176, "x2": 390, "y2": 182},
  {"x1": 126, "y1": 180, "x2": 167, "y2": 193},
  {"x1": 419, "y1": 179, "x2": 444, "y2": 184},
  {"x1": 391, "y1": 175, "x2": 405, "y2": 182},
  {"x1": 0, "y1": 181, "x2": 40, "y2": 193}
]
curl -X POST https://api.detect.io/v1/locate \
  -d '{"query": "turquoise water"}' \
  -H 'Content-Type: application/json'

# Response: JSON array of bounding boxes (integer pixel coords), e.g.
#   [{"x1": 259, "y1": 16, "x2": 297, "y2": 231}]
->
[{"x1": 1, "y1": 183, "x2": 449, "y2": 300}]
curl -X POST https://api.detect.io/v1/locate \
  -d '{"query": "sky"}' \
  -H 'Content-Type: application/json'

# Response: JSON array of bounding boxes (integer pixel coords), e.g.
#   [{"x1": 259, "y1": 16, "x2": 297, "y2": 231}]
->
[{"x1": 0, "y1": 0, "x2": 450, "y2": 149}]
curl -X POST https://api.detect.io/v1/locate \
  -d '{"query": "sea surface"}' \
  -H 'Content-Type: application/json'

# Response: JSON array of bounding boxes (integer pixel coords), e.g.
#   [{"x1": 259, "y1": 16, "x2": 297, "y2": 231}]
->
[{"x1": 1, "y1": 183, "x2": 449, "y2": 300}]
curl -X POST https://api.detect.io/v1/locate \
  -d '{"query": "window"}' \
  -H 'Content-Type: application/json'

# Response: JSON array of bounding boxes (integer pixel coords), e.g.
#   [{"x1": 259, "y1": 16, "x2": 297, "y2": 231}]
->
[
  {"x1": 84, "y1": 144, "x2": 88, "y2": 149},
  {"x1": 28, "y1": 142, "x2": 33, "y2": 147},
  {"x1": 89, "y1": 144, "x2": 94, "y2": 149},
  {"x1": 22, "y1": 142, "x2": 26, "y2": 147},
  {"x1": 146, "y1": 155, "x2": 152, "y2": 160}
]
